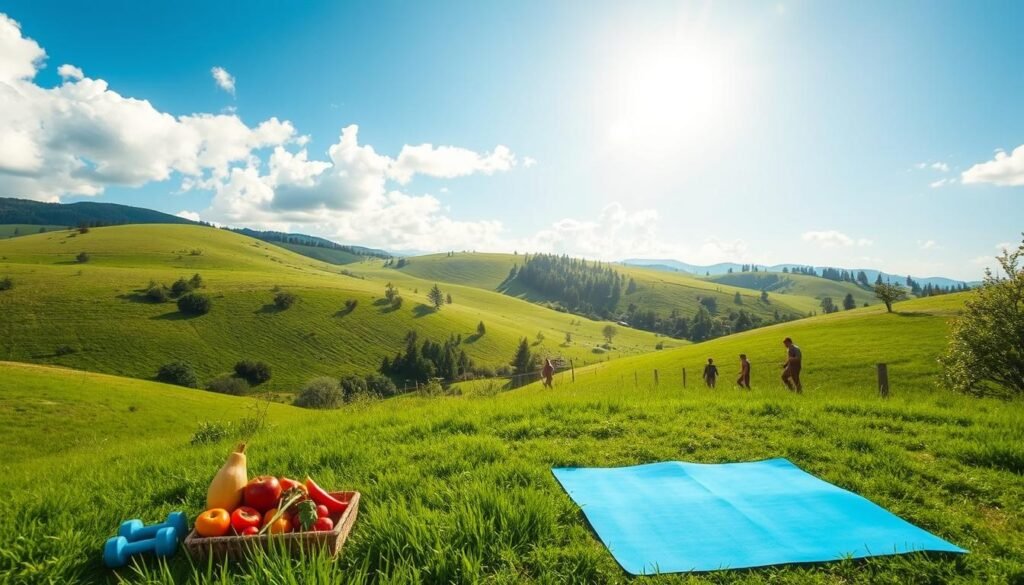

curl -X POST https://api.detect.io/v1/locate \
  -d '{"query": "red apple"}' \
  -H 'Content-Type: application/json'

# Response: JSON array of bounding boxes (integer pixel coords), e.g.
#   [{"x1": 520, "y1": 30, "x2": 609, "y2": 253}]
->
[
  {"x1": 231, "y1": 506, "x2": 262, "y2": 533},
  {"x1": 316, "y1": 504, "x2": 330, "y2": 518},
  {"x1": 244, "y1": 476, "x2": 282, "y2": 512},
  {"x1": 313, "y1": 516, "x2": 334, "y2": 531},
  {"x1": 240, "y1": 526, "x2": 259, "y2": 536}
]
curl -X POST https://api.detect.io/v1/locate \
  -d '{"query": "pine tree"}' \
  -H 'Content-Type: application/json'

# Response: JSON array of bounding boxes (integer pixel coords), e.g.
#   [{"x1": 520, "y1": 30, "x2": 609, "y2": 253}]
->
[
  {"x1": 428, "y1": 284, "x2": 444, "y2": 310},
  {"x1": 511, "y1": 338, "x2": 535, "y2": 374},
  {"x1": 734, "y1": 291, "x2": 743, "y2": 305},
  {"x1": 842, "y1": 293, "x2": 856, "y2": 310},
  {"x1": 476, "y1": 321, "x2": 486, "y2": 336}
]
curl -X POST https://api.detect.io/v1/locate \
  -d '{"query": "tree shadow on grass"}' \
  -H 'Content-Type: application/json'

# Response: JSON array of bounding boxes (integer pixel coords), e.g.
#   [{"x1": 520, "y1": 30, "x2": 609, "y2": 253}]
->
[
  {"x1": 464, "y1": 333, "x2": 483, "y2": 344},
  {"x1": 413, "y1": 304, "x2": 436, "y2": 318},
  {"x1": 151, "y1": 311, "x2": 198, "y2": 321},
  {"x1": 896, "y1": 311, "x2": 933, "y2": 318},
  {"x1": 372, "y1": 298, "x2": 390, "y2": 307},
  {"x1": 255, "y1": 303, "x2": 284, "y2": 314},
  {"x1": 334, "y1": 307, "x2": 355, "y2": 317}
]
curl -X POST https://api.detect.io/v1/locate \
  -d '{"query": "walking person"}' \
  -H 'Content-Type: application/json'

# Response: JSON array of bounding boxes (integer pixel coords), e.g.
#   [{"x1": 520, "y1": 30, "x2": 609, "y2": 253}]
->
[
  {"x1": 737, "y1": 354, "x2": 751, "y2": 389},
  {"x1": 781, "y1": 337, "x2": 802, "y2": 393},
  {"x1": 703, "y1": 358, "x2": 719, "y2": 389},
  {"x1": 541, "y1": 358, "x2": 555, "y2": 388}
]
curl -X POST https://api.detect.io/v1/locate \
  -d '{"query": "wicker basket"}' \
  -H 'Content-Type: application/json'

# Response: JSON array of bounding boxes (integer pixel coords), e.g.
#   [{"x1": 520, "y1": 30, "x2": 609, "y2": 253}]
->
[{"x1": 184, "y1": 491, "x2": 360, "y2": 561}]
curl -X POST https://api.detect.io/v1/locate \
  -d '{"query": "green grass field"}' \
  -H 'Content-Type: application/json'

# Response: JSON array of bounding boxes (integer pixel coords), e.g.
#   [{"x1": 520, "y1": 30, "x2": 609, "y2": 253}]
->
[
  {"x1": 272, "y1": 241, "x2": 364, "y2": 265},
  {"x1": 0, "y1": 225, "x2": 667, "y2": 392},
  {"x1": 2, "y1": 294, "x2": 1022, "y2": 584}
]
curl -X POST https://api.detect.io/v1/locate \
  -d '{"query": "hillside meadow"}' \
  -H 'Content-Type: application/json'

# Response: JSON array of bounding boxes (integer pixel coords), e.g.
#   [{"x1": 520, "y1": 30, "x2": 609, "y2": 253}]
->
[
  {"x1": 0, "y1": 225, "x2": 668, "y2": 393},
  {"x1": 1, "y1": 294, "x2": 1021, "y2": 584}
]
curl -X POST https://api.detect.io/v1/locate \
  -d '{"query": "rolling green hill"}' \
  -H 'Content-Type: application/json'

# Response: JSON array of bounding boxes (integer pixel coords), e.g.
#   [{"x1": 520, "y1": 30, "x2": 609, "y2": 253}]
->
[
  {"x1": 0, "y1": 224, "x2": 67, "y2": 238},
  {"x1": 707, "y1": 271, "x2": 877, "y2": 308},
  {"x1": 2, "y1": 293, "x2": 1021, "y2": 583},
  {"x1": 0, "y1": 197, "x2": 196, "y2": 226},
  {"x1": 273, "y1": 241, "x2": 365, "y2": 265},
  {"x1": 0, "y1": 225, "x2": 668, "y2": 392},
  {"x1": 398, "y1": 252, "x2": 821, "y2": 334}
]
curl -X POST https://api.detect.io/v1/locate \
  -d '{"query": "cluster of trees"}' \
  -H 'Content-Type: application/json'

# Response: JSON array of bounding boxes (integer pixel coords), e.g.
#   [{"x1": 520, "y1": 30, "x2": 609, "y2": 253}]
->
[
  {"x1": 623, "y1": 303, "x2": 788, "y2": 342},
  {"x1": 382, "y1": 257, "x2": 409, "y2": 268},
  {"x1": 143, "y1": 274, "x2": 211, "y2": 315},
  {"x1": 427, "y1": 283, "x2": 452, "y2": 309},
  {"x1": 156, "y1": 358, "x2": 273, "y2": 395},
  {"x1": 904, "y1": 275, "x2": 971, "y2": 297},
  {"x1": 380, "y1": 331, "x2": 475, "y2": 383},
  {"x1": 511, "y1": 254, "x2": 623, "y2": 317},
  {"x1": 228, "y1": 228, "x2": 391, "y2": 259}
]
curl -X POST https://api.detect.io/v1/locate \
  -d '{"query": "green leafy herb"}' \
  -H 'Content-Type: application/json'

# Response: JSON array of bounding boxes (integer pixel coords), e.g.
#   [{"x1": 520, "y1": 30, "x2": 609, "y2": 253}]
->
[{"x1": 296, "y1": 499, "x2": 318, "y2": 531}]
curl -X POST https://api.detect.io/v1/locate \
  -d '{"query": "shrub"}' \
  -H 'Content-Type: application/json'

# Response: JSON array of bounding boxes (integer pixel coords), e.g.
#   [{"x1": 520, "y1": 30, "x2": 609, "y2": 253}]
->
[
  {"x1": 189, "y1": 273, "x2": 204, "y2": 289},
  {"x1": 0, "y1": 276, "x2": 12, "y2": 291},
  {"x1": 78, "y1": 226, "x2": 90, "y2": 234},
  {"x1": 656, "y1": 342, "x2": 665, "y2": 350},
  {"x1": 177, "y1": 292, "x2": 212, "y2": 315},
  {"x1": 170, "y1": 277, "x2": 193, "y2": 297},
  {"x1": 54, "y1": 345, "x2": 76, "y2": 356},
  {"x1": 76, "y1": 251, "x2": 90, "y2": 263},
  {"x1": 190, "y1": 421, "x2": 230, "y2": 445},
  {"x1": 157, "y1": 361, "x2": 199, "y2": 388},
  {"x1": 274, "y1": 291, "x2": 297, "y2": 310},
  {"x1": 339, "y1": 375, "x2": 369, "y2": 401},
  {"x1": 189, "y1": 249, "x2": 203, "y2": 256},
  {"x1": 234, "y1": 360, "x2": 272, "y2": 385},
  {"x1": 294, "y1": 377, "x2": 344, "y2": 409},
  {"x1": 145, "y1": 285, "x2": 169, "y2": 302},
  {"x1": 344, "y1": 298, "x2": 358, "y2": 311},
  {"x1": 365, "y1": 374, "x2": 398, "y2": 398},
  {"x1": 207, "y1": 376, "x2": 250, "y2": 396},
  {"x1": 391, "y1": 295, "x2": 403, "y2": 309}
]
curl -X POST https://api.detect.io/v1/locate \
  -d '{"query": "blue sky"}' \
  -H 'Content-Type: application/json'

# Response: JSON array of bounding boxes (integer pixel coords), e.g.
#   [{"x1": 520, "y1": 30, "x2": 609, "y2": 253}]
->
[{"x1": 1, "y1": 0, "x2": 1022, "y2": 279}]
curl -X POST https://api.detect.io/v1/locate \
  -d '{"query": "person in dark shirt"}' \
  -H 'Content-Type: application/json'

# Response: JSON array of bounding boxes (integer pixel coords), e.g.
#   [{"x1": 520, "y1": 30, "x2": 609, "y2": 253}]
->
[
  {"x1": 737, "y1": 354, "x2": 751, "y2": 389},
  {"x1": 781, "y1": 337, "x2": 802, "y2": 393},
  {"x1": 541, "y1": 359, "x2": 555, "y2": 388},
  {"x1": 703, "y1": 358, "x2": 719, "y2": 389}
]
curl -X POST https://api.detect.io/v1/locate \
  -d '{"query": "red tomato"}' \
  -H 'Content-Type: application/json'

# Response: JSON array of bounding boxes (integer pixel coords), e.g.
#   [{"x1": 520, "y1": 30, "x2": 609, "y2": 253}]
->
[
  {"x1": 313, "y1": 516, "x2": 334, "y2": 532},
  {"x1": 195, "y1": 508, "x2": 231, "y2": 537},
  {"x1": 240, "y1": 526, "x2": 259, "y2": 536},
  {"x1": 231, "y1": 506, "x2": 262, "y2": 533},
  {"x1": 244, "y1": 476, "x2": 282, "y2": 512},
  {"x1": 316, "y1": 504, "x2": 330, "y2": 518}
]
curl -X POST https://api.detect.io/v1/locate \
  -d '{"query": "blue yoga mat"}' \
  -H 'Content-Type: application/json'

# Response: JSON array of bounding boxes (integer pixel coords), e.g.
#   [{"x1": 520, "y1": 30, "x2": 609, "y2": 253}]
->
[{"x1": 552, "y1": 458, "x2": 965, "y2": 575}]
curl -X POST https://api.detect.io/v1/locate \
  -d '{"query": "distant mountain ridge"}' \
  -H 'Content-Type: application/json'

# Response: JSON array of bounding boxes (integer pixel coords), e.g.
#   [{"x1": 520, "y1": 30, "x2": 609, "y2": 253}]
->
[
  {"x1": 622, "y1": 258, "x2": 974, "y2": 288},
  {"x1": 0, "y1": 197, "x2": 197, "y2": 227}
]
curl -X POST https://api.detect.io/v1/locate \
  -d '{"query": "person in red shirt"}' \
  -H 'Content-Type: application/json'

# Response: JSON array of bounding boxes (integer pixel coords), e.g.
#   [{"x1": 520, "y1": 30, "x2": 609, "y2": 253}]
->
[
  {"x1": 541, "y1": 358, "x2": 555, "y2": 388},
  {"x1": 737, "y1": 354, "x2": 751, "y2": 389}
]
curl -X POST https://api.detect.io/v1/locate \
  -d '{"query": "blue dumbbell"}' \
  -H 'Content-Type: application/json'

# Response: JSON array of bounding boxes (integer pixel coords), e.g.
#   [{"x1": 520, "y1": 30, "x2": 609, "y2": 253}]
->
[
  {"x1": 118, "y1": 511, "x2": 188, "y2": 542},
  {"x1": 103, "y1": 526, "x2": 178, "y2": 568}
]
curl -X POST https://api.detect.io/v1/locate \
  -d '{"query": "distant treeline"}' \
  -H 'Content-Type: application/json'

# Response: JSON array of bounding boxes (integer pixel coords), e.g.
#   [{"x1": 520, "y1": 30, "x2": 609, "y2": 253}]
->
[
  {"x1": 227, "y1": 227, "x2": 391, "y2": 259},
  {"x1": 509, "y1": 253, "x2": 795, "y2": 343}
]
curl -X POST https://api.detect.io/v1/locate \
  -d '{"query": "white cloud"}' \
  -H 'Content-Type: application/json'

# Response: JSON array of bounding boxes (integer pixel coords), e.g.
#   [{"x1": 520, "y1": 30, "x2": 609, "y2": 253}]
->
[
  {"x1": 801, "y1": 230, "x2": 871, "y2": 248},
  {"x1": 211, "y1": 66, "x2": 235, "y2": 96},
  {"x1": 996, "y1": 242, "x2": 1014, "y2": 251},
  {"x1": 962, "y1": 145, "x2": 1024, "y2": 186},
  {"x1": 57, "y1": 64, "x2": 83, "y2": 81},
  {"x1": 522, "y1": 156, "x2": 537, "y2": 168},
  {"x1": 388, "y1": 143, "x2": 516, "y2": 184},
  {"x1": 931, "y1": 162, "x2": 949, "y2": 172},
  {"x1": 930, "y1": 177, "x2": 956, "y2": 188},
  {"x1": 918, "y1": 239, "x2": 939, "y2": 250},
  {"x1": 176, "y1": 210, "x2": 201, "y2": 222},
  {"x1": 0, "y1": 14, "x2": 44, "y2": 84}
]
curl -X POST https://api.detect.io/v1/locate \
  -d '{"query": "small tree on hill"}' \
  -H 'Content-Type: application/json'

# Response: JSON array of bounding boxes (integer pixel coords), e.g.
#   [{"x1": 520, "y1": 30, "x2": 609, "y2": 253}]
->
[
  {"x1": 446, "y1": 293, "x2": 453, "y2": 304},
  {"x1": 170, "y1": 277, "x2": 193, "y2": 297},
  {"x1": 274, "y1": 291, "x2": 297, "y2": 310},
  {"x1": 734, "y1": 292, "x2": 743, "y2": 305},
  {"x1": 564, "y1": 331, "x2": 572, "y2": 344},
  {"x1": 873, "y1": 283, "x2": 906, "y2": 313},
  {"x1": 476, "y1": 321, "x2": 486, "y2": 336},
  {"x1": 940, "y1": 237, "x2": 1024, "y2": 397},
  {"x1": 234, "y1": 360, "x2": 272, "y2": 385},
  {"x1": 842, "y1": 293, "x2": 856, "y2": 311},
  {"x1": 602, "y1": 324, "x2": 617, "y2": 344},
  {"x1": 76, "y1": 251, "x2": 90, "y2": 263},
  {"x1": 428, "y1": 284, "x2": 445, "y2": 310},
  {"x1": 0, "y1": 276, "x2": 12, "y2": 291},
  {"x1": 511, "y1": 337, "x2": 536, "y2": 374},
  {"x1": 820, "y1": 297, "x2": 836, "y2": 314},
  {"x1": 157, "y1": 361, "x2": 198, "y2": 388},
  {"x1": 760, "y1": 290, "x2": 769, "y2": 303}
]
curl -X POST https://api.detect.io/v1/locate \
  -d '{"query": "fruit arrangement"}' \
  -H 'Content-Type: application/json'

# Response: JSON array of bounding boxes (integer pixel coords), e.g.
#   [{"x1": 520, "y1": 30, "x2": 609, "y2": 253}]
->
[{"x1": 194, "y1": 443, "x2": 352, "y2": 538}]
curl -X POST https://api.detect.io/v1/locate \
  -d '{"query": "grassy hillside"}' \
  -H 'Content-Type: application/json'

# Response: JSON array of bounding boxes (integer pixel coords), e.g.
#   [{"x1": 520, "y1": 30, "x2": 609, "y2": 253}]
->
[
  {"x1": 399, "y1": 252, "x2": 820, "y2": 325},
  {"x1": 0, "y1": 224, "x2": 67, "y2": 238},
  {"x1": 707, "y1": 271, "x2": 876, "y2": 307},
  {"x1": 0, "y1": 225, "x2": 667, "y2": 392},
  {"x1": 2, "y1": 294, "x2": 1022, "y2": 583},
  {"x1": 273, "y1": 241, "x2": 364, "y2": 265}
]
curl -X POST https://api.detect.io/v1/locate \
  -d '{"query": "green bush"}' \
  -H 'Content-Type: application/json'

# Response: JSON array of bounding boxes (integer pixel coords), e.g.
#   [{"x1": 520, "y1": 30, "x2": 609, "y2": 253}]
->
[
  {"x1": 145, "y1": 285, "x2": 169, "y2": 302},
  {"x1": 274, "y1": 291, "x2": 297, "y2": 310},
  {"x1": 157, "y1": 361, "x2": 198, "y2": 388},
  {"x1": 190, "y1": 421, "x2": 230, "y2": 445},
  {"x1": 177, "y1": 292, "x2": 212, "y2": 315},
  {"x1": 294, "y1": 377, "x2": 344, "y2": 409},
  {"x1": 234, "y1": 360, "x2": 272, "y2": 385},
  {"x1": 365, "y1": 374, "x2": 399, "y2": 398},
  {"x1": 340, "y1": 375, "x2": 369, "y2": 401},
  {"x1": 170, "y1": 277, "x2": 193, "y2": 297},
  {"x1": 76, "y1": 251, "x2": 90, "y2": 263},
  {"x1": 0, "y1": 276, "x2": 12, "y2": 291},
  {"x1": 207, "y1": 376, "x2": 250, "y2": 396}
]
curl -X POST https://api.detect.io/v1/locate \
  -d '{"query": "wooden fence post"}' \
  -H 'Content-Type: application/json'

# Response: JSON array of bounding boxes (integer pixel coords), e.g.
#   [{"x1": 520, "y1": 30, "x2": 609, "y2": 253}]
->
[
  {"x1": 570, "y1": 359, "x2": 575, "y2": 383},
  {"x1": 877, "y1": 363, "x2": 889, "y2": 397},
  {"x1": 654, "y1": 369, "x2": 659, "y2": 385},
  {"x1": 634, "y1": 371, "x2": 638, "y2": 387},
  {"x1": 682, "y1": 368, "x2": 687, "y2": 388}
]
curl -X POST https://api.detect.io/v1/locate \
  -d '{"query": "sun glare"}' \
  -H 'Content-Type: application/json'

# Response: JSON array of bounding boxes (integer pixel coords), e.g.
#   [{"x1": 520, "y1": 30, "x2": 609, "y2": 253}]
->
[{"x1": 604, "y1": 37, "x2": 743, "y2": 151}]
